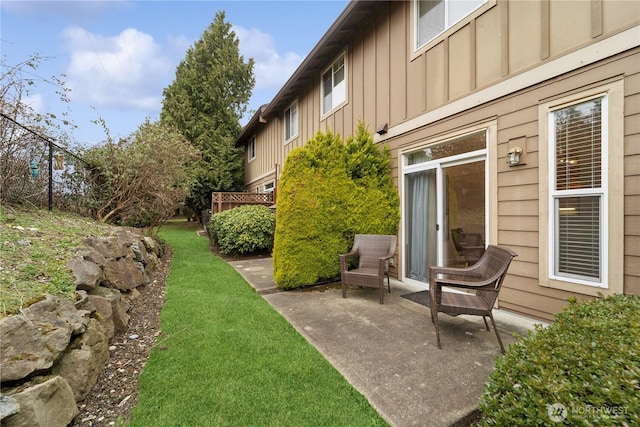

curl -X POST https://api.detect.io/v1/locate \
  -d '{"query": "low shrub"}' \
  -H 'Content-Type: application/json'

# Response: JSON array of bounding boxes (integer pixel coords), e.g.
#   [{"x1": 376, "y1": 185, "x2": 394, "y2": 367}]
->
[
  {"x1": 208, "y1": 205, "x2": 275, "y2": 256},
  {"x1": 478, "y1": 294, "x2": 640, "y2": 426}
]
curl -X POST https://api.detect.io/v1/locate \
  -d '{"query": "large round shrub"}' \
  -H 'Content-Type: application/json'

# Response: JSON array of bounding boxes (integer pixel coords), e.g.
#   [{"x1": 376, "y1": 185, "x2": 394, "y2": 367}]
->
[
  {"x1": 209, "y1": 205, "x2": 275, "y2": 256},
  {"x1": 273, "y1": 131, "x2": 355, "y2": 289},
  {"x1": 273, "y1": 123, "x2": 399, "y2": 289},
  {"x1": 478, "y1": 294, "x2": 640, "y2": 426}
]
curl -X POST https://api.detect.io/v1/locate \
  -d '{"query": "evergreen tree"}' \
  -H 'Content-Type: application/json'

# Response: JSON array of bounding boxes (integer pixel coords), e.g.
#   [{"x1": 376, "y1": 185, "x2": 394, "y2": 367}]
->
[{"x1": 161, "y1": 11, "x2": 255, "y2": 213}]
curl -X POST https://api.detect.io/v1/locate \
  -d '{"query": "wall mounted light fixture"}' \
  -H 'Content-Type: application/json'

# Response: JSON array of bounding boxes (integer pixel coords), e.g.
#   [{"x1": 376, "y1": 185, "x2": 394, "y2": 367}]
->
[{"x1": 507, "y1": 147, "x2": 523, "y2": 166}]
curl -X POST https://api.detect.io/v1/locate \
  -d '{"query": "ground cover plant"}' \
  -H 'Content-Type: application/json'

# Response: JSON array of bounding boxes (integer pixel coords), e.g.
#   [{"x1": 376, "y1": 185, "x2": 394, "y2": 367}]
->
[
  {"x1": 129, "y1": 220, "x2": 388, "y2": 426},
  {"x1": 0, "y1": 205, "x2": 114, "y2": 316},
  {"x1": 478, "y1": 294, "x2": 640, "y2": 426}
]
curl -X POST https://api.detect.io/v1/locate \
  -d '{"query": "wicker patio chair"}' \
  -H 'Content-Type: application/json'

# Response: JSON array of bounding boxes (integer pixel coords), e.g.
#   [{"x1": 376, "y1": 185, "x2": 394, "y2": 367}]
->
[
  {"x1": 428, "y1": 245, "x2": 517, "y2": 353},
  {"x1": 340, "y1": 234, "x2": 397, "y2": 304}
]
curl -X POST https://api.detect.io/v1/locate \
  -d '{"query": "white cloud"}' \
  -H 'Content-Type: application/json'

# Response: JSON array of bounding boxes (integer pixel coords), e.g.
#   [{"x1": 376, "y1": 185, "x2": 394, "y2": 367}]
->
[
  {"x1": 22, "y1": 93, "x2": 47, "y2": 113},
  {"x1": 62, "y1": 26, "x2": 174, "y2": 111},
  {"x1": 233, "y1": 25, "x2": 303, "y2": 90},
  {"x1": 59, "y1": 23, "x2": 304, "y2": 117}
]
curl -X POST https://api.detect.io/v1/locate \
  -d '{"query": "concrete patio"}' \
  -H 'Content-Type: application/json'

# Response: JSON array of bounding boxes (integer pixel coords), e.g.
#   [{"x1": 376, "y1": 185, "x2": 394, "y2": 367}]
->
[{"x1": 228, "y1": 256, "x2": 541, "y2": 427}]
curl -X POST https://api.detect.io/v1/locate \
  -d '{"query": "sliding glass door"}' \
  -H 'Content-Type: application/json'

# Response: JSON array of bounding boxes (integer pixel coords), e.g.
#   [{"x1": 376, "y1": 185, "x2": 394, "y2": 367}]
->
[
  {"x1": 403, "y1": 131, "x2": 487, "y2": 286},
  {"x1": 405, "y1": 169, "x2": 437, "y2": 282}
]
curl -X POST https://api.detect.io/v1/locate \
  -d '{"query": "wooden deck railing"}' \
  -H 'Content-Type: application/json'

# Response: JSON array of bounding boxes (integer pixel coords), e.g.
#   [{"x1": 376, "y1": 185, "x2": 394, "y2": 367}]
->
[{"x1": 210, "y1": 191, "x2": 275, "y2": 214}]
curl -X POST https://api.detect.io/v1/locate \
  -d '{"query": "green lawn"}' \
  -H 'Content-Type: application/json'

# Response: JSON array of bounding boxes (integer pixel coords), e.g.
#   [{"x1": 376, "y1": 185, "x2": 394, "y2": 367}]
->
[{"x1": 128, "y1": 221, "x2": 388, "y2": 426}]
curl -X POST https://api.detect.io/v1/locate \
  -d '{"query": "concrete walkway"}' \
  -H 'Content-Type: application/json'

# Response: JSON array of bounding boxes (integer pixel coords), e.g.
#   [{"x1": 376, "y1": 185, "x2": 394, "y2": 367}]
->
[{"x1": 228, "y1": 256, "x2": 540, "y2": 427}]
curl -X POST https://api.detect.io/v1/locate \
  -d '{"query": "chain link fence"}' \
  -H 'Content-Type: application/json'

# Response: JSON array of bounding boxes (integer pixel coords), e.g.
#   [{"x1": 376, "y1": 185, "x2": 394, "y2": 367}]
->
[{"x1": 1, "y1": 113, "x2": 91, "y2": 214}]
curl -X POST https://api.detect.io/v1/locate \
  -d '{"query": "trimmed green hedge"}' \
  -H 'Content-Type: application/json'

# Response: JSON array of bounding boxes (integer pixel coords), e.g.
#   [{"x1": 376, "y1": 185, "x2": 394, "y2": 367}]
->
[
  {"x1": 208, "y1": 205, "x2": 275, "y2": 256},
  {"x1": 273, "y1": 122, "x2": 399, "y2": 289},
  {"x1": 478, "y1": 294, "x2": 640, "y2": 426}
]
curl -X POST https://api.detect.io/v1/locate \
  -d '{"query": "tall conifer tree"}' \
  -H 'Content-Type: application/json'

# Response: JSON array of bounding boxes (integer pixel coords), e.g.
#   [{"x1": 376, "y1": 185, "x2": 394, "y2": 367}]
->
[{"x1": 161, "y1": 11, "x2": 255, "y2": 213}]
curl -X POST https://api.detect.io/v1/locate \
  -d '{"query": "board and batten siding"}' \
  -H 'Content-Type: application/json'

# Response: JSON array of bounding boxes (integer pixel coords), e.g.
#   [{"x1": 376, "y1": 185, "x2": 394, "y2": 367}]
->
[
  {"x1": 241, "y1": 0, "x2": 639, "y2": 320},
  {"x1": 383, "y1": 49, "x2": 639, "y2": 321}
]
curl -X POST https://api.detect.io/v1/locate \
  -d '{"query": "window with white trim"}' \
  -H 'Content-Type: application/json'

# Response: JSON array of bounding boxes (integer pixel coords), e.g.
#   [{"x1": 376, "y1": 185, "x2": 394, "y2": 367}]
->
[
  {"x1": 539, "y1": 81, "x2": 623, "y2": 296},
  {"x1": 549, "y1": 96, "x2": 606, "y2": 285},
  {"x1": 415, "y1": 0, "x2": 486, "y2": 50},
  {"x1": 264, "y1": 181, "x2": 274, "y2": 193},
  {"x1": 284, "y1": 101, "x2": 298, "y2": 141},
  {"x1": 322, "y1": 53, "x2": 346, "y2": 115},
  {"x1": 248, "y1": 136, "x2": 256, "y2": 161}
]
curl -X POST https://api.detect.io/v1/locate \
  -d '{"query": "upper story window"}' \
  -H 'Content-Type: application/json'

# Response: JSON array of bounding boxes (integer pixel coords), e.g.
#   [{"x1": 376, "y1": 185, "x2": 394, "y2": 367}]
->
[
  {"x1": 284, "y1": 101, "x2": 298, "y2": 142},
  {"x1": 248, "y1": 135, "x2": 256, "y2": 161},
  {"x1": 415, "y1": 0, "x2": 486, "y2": 50},
  {"x1": 322, "y1": 53, "x2": 346, "y2": 115}
]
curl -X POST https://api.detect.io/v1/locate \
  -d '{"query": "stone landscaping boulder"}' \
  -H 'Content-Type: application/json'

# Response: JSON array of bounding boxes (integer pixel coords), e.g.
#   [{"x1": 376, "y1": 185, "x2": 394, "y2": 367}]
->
[
  {"x1": 0, "y1": 296, "x2": 86, "y2": 383},
  {"x1": 67, "y1": 258, "x2": 102, "y2": 291},
  {"x1": 85, "y1": 295, "x2": 116, "y2": 340},
  {"x1": 0, "y1": 316, "x2": 54, "y2": 383},
  {"x1": 102, "y1": 258, "x2": 143, "y2": 291},
  {"x1": 131, "y1": 241, "x2": 148, "y2": 264},
  {"x1": 2, "y1": 376, "x2": 78, "y2": 427},
  {"x1": 74, "y1": 246, "x2": 107, "y2": 267},
  {"x1": 0, "y1": 394, "x2": 20, "y2": 419},
  {"x1": 51, "y1": 319, "x2": 109, "y2": 400},
  {"x1": 143, "y1": 236, "x2": 163, "y2": 258},
  {"x1": 82, "y1": 236, "x2": 129, "y2": 260},
  {"x1": 0, "y1": 229, "x2": 164, "y2": 426},
  {"x1": 89, "y1": 288, "x2": 130, "y2": 333}
]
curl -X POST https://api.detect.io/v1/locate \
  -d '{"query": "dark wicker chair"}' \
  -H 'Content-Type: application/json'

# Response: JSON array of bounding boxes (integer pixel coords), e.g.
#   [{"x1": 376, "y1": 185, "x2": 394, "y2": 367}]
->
[
  {"x1": 340, "y1": 234, "x2": 397, "y2": 304},
  {"x1": 428, "y1": 245, "x2": 517, "y2": 353}
]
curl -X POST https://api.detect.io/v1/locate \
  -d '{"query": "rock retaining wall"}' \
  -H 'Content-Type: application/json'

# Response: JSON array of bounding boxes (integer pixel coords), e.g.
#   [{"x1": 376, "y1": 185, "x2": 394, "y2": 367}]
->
[{"x1": 0, "y1": 230, "x2": 164, "y2": 427}]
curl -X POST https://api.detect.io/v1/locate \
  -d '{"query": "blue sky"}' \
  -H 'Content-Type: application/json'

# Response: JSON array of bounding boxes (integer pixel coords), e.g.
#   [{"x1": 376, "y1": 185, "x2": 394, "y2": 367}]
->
[{"x1": 1, "y1": 0, "x2": 349, "y2": 146}]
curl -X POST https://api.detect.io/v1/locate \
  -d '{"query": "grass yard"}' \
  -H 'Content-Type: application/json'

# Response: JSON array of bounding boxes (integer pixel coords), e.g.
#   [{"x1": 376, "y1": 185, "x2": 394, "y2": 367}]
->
[{"x1": 128, "y1": 221, "x2": 388, "y2": 426}]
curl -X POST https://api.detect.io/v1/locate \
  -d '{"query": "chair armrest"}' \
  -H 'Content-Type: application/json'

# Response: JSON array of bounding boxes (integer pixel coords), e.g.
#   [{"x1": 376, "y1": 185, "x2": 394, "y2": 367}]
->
[
  {"x1": 339, "y1": 250, "x2": 359, "y2": 263},
  {"x1": 379, "y1": 248, "x2": 395, "y2": 261},
  {"x1": 339, "y1": 250, "x2": 359, "y2": 272},
  {"x1": 429, "y1": 266, "x2": 495, "y2": 289},
  {"x1": 434, "y1": 277, "x2": 495, "y2": 289}
]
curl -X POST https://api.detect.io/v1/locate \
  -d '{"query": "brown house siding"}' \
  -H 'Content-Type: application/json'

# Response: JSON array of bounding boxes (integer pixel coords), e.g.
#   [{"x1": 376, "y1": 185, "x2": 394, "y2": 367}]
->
[
  {"x1": 238, "y1": 1, "x2": 640, "y2": 321},
  {"x1": 624, "y1": 65, "x2": 640, "y2": 295},
  {"x1": 383, "y1": 48, "x2": 639, "y2": 321}
]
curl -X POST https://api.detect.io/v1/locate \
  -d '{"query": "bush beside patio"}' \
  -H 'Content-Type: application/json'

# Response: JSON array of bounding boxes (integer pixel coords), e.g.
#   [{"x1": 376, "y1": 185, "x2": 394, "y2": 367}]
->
[
  {"x1": 478, "y1": 294, "x2": 640, "y2": 425},
  {"x1": 273, "y1": 122, "x2": 399, "y2": 289}
]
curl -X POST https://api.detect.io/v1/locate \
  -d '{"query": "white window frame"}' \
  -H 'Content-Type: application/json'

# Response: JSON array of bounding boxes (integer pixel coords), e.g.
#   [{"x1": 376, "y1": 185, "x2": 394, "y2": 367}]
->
[
  {"x1": 284, "y1": 100, "x2": 298, "y2": 142},
  {"x1": 538, "y1": 80, "x2": 624, "y2": 296},
  {"x1": 549, "y1": 95, "x2": 607, "y2": 287},
  {"x1": 414, "y1": 0, "x2": 487, "y2": 52},
  {"x1": 321, "y1": 52, "x2": 347, "y2": 116},
  {"x1": 248, "y1": 135, "x2": 256, "y2": 162},
  {"x1": 263, "y1": 181, "x2": 274, "y2": 193}
]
